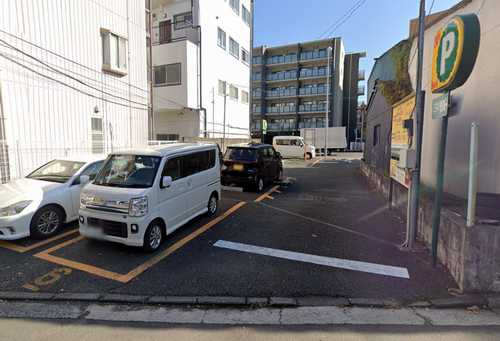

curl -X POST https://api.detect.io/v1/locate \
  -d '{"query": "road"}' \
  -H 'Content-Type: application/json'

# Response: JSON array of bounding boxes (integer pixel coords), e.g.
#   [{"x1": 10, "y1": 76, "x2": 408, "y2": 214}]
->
[{"x1": 0, "y1": 155, "x2": 456, "y2": 302}]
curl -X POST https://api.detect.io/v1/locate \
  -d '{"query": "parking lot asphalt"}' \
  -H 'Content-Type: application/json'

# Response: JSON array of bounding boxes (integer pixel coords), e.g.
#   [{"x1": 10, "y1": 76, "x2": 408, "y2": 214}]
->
[{"x1": 0, "y1": 156, "x2": 458, "y2": 302}]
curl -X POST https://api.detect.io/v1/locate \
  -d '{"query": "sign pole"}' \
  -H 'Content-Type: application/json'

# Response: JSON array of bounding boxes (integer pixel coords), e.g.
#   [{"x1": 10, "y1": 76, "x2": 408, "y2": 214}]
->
[
  {"x1": 407, "y1": 0, "x2": 426, "y2": 250},
  {"x1": 431, "y1": 94, "x2": 449, "y2": 267}
]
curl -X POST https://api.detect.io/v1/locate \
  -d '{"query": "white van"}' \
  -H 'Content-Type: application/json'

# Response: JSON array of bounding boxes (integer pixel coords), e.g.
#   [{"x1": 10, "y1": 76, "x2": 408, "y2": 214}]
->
[
  {"x1": 79, "y1": 143, "x2": 221, "y2": 252},
  {"x1": 273, "y1": 136, "x2": 316, "y2": 160}
]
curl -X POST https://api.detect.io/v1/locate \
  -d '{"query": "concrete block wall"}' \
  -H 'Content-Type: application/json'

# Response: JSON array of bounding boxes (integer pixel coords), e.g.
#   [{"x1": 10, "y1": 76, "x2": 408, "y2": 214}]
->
[{"x1": 361, "y1": 162, "x2": 500, "y2": 293}]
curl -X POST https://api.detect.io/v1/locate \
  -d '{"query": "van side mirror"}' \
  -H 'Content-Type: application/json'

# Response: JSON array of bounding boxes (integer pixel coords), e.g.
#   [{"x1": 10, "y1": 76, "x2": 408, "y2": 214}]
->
[
  {"x1": 161, "y1": 176, "x2": 173, "y2": 189},
  {"x1": 80, "y1": 175, "x2": 90, "y2": 186}
]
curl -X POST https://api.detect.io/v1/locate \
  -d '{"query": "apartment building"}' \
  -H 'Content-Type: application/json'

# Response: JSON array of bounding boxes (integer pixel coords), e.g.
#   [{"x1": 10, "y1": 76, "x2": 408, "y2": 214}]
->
[
  {"x1": 251, "y1": 38, "x2": 365, "y2": 146},
  {"x1": 343, "y1": 52, "x2": 366, "y2": 147},
  {"x1": 151, "y1": 0, "x2": 252, "y2": 140},
  {"x1": 0, "y1": 0, "x2": 150, "y2": 183}
]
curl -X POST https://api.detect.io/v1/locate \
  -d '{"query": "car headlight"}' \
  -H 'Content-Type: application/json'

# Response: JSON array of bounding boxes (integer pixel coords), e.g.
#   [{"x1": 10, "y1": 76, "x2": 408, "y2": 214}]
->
[
  {"x1": 0, "y1": 200, "x2": 33, "y2": 217},
  {"x1": 80, "y1": 192, "x2": 92, "y2": 209},
  {"x1": 129, "y1": 197, "x2": 148, "y2": 217}
]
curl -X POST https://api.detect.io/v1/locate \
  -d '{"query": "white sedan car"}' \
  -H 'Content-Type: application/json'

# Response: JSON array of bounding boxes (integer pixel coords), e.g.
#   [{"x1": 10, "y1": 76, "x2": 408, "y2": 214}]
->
[{"x1": 0, "y1": 156, "x2": 104, "y2": 240}]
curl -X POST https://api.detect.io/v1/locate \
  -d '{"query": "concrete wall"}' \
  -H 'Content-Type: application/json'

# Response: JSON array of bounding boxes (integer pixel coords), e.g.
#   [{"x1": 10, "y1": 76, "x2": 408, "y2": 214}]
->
[
  {"x1": 408, "y1": 0, "x2": 500, "y2": 198},
  {"x1": 361, "y1": 162, "x2": 500, "y2": 292}
]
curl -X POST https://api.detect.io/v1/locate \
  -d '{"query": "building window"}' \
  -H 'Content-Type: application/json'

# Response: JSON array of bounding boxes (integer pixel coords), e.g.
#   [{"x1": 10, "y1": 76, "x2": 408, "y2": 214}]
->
[
  {"x1": 154, "y1": 63, "x2": 181, "y2": 86},
  {"x1": 174, "y1": 12, "x2": 193, "y2": 30},
  {"x1": 101, "y1": 29, "x2": 127, "y2": 75},
  {"x1": 242, "y1": 5, "x2": 251, "y2": 25},
  {"x1": 241, "y1": 48, "x2": 249, "y2": 64},
  {"x1": 229, "y1": 37, "x2": 239, "y2": 59},
  {"x1": 229, "y1": 0, "x2": 240, "y2": 14},
  {"x1": 373, "y1": 124, "x2": 381, "y2": 146},
  {"x1": 217, "y1": 27, "x2": 226, "y2": 50},
  {"x1": 241, "y1": 90, "x2": 249, "y2": 104},
  {"x1": 91, "y1": 117, "x2": 104, "y2": 154},
  {"x1": 229, "y1": 84, "x2": 238, "y2": 100},
  {"x1": 218, "y1": 80, "x2": 226, "y2": 95}
]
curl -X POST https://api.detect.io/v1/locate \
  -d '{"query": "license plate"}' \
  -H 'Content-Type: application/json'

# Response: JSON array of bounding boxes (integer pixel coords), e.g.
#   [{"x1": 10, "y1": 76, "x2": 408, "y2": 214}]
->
[{"x1": 233, "y1": 164, "x2": 244, "y2": 171}]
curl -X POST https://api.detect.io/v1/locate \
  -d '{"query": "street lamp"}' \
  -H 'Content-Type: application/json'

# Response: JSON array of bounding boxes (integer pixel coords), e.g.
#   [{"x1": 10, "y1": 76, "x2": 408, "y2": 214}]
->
[{"x1": 324, "y1": 46, "x2": 332, "y2": 156}]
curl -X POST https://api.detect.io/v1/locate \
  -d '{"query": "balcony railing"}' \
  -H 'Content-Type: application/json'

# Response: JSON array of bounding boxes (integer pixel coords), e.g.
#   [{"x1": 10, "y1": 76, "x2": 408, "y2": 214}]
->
[
  {"x1": 266, "y1": 105, "x2": 296, "y2": 114},
  {"x1": 266, "y1": 88, "x2": 297, "y2": 98},
  {"x1": 298, "y1": 103, "x2": 326, "y2": 113},
  {"x1": 266, "y1": 71, "x2": 297, "y2": 81},
  {"x1": 152, "y1": 23, "x2": 198, "y2": 45},
  {"x1": 299, "y1": 68, "x2": 327, "y2": 79},
  {"x1": 266, "y1": 54, "x2": 298, "y2": 65},
  {"x1": 298, "y1": 86, "x2": 327, "y2": 96},
  {"x1": 300, "y1": 49, "x2": 328, "y2": 61}
]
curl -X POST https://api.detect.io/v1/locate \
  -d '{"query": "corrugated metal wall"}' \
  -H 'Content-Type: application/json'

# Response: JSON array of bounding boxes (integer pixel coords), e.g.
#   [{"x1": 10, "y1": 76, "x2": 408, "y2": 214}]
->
[{"x1": 0, "y1": 0, "x2": 149, "y2": 181}]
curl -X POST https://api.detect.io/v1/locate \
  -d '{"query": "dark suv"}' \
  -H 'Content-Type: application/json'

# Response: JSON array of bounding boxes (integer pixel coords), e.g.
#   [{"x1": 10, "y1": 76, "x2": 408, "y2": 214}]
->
[{"x1": 221, "y1": 143, "x2": 283, "y2": 192}]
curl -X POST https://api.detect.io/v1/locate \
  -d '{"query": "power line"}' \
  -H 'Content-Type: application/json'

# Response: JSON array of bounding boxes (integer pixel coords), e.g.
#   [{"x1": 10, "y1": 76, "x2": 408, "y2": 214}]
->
[
  {"x1": 0, "y1": 52, "x2": 149, "y2": 111},
  {"x1": 0, "y1": 28, "x2": 188, "y2": 109},
  {"x1": 318, "y1": 0, "x2": 367, "y2": 39},
  {"x1": 0, "y1": 39, "x2": 149, "y2": 108}
]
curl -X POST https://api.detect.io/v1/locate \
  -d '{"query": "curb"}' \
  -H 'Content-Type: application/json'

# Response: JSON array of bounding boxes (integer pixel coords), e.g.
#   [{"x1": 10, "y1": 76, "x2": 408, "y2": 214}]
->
[{"x1": 0, "y1": 291, "x2": 494, "y2": 309}]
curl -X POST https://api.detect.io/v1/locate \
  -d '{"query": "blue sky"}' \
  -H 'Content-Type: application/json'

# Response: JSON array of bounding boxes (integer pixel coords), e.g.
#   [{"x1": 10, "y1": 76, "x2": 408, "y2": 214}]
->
[{"x1": 254, "y1": 0, "x2": 461, "y2": 101}]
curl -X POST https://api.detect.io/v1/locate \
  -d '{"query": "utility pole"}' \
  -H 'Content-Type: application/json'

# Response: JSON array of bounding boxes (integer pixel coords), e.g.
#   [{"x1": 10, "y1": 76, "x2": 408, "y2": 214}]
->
[
  {"x1": 407, "y1": 0, "x2": 426, "y2": 249},
  {"x1": 324, "y1": 46, "x2": 332, "y2": 156}
]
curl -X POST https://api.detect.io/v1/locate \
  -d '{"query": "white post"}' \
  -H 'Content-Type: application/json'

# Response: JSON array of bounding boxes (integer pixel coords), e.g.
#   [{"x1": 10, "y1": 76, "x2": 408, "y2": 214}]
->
[
  {"x1": 325, "y1": 47, "x2": 332, "y2": 156},
  {"x1": 467, "y1": 122, "x2": 479, "y2": 227}
]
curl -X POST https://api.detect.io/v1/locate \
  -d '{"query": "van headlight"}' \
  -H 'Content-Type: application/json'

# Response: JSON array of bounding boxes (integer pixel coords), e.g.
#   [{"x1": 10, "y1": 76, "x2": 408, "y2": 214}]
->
[
  {"x1": 0, "y1": 200, "x2": 32, "y2": 217},
  {"x1": 129, "y1": 197, "x2": 148, "y2": 217}
]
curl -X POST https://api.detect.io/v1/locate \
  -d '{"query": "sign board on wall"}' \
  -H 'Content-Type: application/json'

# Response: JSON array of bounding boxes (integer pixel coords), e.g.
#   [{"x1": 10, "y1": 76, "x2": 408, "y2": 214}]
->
[
  {"x1": 390, "y1": 95, "x2": 415, "y2": 188},
  {"x1": 431, "y1": 14, "x2": 480, "y2": 93}
]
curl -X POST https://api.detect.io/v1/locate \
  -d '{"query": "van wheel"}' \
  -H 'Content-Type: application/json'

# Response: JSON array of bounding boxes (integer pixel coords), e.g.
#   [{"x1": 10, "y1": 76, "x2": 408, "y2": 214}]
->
[
  {"x1": 30, "y1": 206, "x2": 64, "y2": 239},
  {"x1": 305, "y1": 152, "x2": 312, "y2": 160},
  {"x1": 207, "y1": 193, "x2": 218, "y2": 216},
  {"x1": 143, "y1": 221, "x2": 164, "y2": 253},
  {"x1": 255, "y1": 177, "x2": 265, "y2": 192}
]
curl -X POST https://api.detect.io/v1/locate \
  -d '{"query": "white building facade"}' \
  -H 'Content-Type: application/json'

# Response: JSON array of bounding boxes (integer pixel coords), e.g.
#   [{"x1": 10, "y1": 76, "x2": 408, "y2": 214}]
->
[
  {"x1": 0, "y1": 0, "x2": 150, "y2": 183},
  {"x1": 151, "y1": 0, "x2": 251, "y2": 140}
]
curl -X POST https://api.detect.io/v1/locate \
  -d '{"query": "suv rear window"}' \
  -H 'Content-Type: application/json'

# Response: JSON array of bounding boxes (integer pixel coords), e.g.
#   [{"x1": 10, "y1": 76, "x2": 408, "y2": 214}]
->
[{"x1": 225, "y1": 148, "x2": 258, "y2": 162}]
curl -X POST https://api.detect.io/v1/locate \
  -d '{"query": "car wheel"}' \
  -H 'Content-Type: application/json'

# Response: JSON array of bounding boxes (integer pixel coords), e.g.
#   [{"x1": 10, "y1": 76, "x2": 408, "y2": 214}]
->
[
  {"x1": 305, "y1": 152, "x2": 312, "y2": 160},
  {"x1": 255, "y1": 177, "x2": 265, "y2": 192},
  {"x1": 143, "y1": 221, "x2": 164, "y2": 253},
  {"x1": 30, "y1": 206, "x2": 64, "y2": 239},
  {"x1": 275, "y1": 168, "x2": 283, "y2": 182},
  {"x1": 207, "y1": 193, "x2": 218, "y2": 216}
]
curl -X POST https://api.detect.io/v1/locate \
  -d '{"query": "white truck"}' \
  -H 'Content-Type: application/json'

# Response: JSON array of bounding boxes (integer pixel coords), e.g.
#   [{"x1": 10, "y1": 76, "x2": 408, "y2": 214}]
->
[{"x1": 300, "y1": 127, "x2": 347, "y2": 156}]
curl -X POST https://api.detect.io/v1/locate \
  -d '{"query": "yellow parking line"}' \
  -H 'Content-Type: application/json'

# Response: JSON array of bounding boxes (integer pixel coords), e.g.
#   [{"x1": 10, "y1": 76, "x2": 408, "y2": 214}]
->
[
  {"x1": 33, "y1": 201, "x2": 247, "y2": 283},
  {"x1": 119, "y1": 201, "x2": 246, "y2": 282},
  {"x1": 310, "y1": 158, "x2": 324, "y2": 167},
  {"x1": 0, "y1": 229, "x2": 79, "y2": 253},
  {"x1": 254, "y1": 185, "x2": 279, "y2": 203}
]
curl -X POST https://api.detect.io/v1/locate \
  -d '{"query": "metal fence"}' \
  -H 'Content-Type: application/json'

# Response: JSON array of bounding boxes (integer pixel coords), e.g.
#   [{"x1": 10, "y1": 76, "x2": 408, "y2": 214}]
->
[{"x1": 0, "y1": 141, "x2": 133, "y2": 184}]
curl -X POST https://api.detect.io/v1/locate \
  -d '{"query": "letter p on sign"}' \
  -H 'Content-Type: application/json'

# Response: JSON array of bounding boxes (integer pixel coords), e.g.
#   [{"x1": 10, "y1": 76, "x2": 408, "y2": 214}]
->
[{"x1": 431, "y1": 14, "x2": 480, "y2": 93}]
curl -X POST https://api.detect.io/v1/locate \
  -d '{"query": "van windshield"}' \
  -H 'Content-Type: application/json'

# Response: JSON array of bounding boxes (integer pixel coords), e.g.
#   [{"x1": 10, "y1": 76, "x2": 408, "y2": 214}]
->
[
  {"x1": 93, "y1": 155, "x2": 161, "y2": 188},
  {"x1": 225, "y1": 148, "x2": 258, "y2": 162}
]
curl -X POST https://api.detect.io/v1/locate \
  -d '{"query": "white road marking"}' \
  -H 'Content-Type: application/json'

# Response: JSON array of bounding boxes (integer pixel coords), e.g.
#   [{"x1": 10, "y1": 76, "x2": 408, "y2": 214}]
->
[{"x1": 214, "y1": 240, "x2": 410, "y2": 279}]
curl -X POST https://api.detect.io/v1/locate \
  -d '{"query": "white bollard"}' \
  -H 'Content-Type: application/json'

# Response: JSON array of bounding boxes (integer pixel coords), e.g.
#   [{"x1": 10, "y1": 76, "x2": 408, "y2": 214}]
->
[{"x1": 466, "y1": 122, "x2": 478, "y2": 227}]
